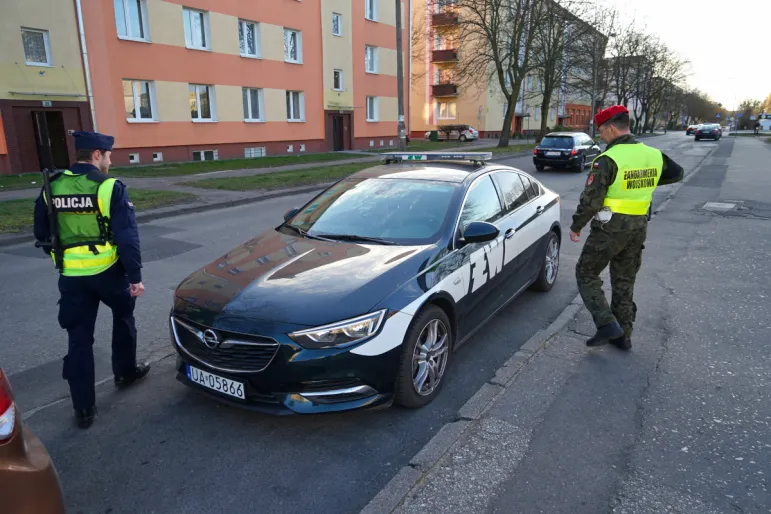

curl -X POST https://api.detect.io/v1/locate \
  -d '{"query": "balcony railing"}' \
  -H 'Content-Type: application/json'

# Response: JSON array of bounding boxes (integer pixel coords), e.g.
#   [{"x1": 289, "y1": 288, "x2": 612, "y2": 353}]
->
[
  {"x1": 432, "y1": 11, "x2": 459, "y2": 26},
  {"x1": 431, "y1": 49, "x2": 458, "y2": 62},
  {"x1": 432, "y1": 83, "x2": 458, "y2": 97}
]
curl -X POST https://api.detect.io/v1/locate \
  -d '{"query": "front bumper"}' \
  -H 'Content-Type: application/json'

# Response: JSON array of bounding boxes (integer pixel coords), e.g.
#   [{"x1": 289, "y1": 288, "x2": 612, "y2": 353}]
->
[{"x1": 169, "y1": 315, "x2": 402, "y2": 415}]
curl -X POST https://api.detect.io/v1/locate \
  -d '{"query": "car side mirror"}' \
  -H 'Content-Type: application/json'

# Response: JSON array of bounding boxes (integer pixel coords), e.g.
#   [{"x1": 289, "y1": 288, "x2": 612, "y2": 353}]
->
[
  {"x1": 284, "y1": 207, "x2": 300, "y2": 222},
  {"x1": 460, "y1": 221, "x2": 500, "y2": 245}
]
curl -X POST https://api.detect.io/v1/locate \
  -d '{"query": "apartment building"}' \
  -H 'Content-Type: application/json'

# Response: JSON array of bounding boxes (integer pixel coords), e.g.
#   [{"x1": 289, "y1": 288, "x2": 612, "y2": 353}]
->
[
  {"x1": 73, "y1": 0, "x2": 407, "y2": 167},
  {"x1": 410, "y1": 0, "x2": 596, "y2": 139},
  {"x1": 0, "y1": 0, "x2": 92, "y2": 174}
]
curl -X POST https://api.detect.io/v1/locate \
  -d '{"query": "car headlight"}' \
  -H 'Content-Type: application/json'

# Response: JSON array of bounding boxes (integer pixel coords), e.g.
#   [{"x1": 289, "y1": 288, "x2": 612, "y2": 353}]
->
[{"x1": 288, "y1": 310, "x2": 387, "y2": 349}]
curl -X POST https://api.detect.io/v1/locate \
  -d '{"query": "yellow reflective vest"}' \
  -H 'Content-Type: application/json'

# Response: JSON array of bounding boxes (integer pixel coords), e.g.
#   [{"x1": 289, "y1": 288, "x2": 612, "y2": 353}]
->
[{"x1": 593, "y1": 142, "x2": 664, "y2": 216}]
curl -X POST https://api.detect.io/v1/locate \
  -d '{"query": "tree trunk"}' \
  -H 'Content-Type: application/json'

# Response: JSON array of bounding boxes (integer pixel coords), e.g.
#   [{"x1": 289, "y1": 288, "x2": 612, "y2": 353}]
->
[
  {"x1": 499, "y1": 99, "x2": 515, "y2": 148},
  {"x1": 539, "y1": 100, "x2": 551, "y2": 142}
]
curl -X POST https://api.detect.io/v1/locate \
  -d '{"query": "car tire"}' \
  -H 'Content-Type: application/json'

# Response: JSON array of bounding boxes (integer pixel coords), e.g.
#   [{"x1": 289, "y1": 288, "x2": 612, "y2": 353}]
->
[
  {"x1": 531, "y1": 231, "x2": 560, "y2": 292},
  {"x1": 394, "y1": 305, "x2": 453, "y2": 409},
  {"x1": 574, "y1": 155, "x2": 585, "y2": 172},
  {"x1": 460, "y1": 135, "x2": 468, "y2": 142},
  {"x1": 535, "y1": 164, "x2": 545, "y2": 171},
  {"x1": 695, "y1": 136, "x2": 700, "y2": 141}
]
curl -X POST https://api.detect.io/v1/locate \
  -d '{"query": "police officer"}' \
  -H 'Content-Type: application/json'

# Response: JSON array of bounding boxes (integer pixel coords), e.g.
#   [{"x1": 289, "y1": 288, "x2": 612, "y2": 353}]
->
[
  {"x1": 569, "y1": 106, "x2": 684, "y2": 350},
  {"x1": 33, "y1": 131, "x2": 150, "y2": 429}
]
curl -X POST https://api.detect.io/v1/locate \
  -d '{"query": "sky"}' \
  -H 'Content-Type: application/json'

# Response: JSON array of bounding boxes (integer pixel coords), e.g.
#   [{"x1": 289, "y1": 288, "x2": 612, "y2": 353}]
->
[{"x1": 598, "y1": 0, "x2": 770, "y2": 110}]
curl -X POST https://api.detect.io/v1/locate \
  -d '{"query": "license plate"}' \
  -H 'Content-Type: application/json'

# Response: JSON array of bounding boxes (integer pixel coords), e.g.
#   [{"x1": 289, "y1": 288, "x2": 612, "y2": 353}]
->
[
  {"x1": 186, "y1": 365, "x2": 245, "y2": 399},
  {"x1": 546, "y1": 151, "x2": 561, "y2": 157}
]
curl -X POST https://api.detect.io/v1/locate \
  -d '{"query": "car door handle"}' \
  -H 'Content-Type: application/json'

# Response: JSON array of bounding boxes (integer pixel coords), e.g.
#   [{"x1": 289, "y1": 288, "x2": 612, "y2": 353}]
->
[
  {"x1": 536, "y1": 205, "x2": 544, "y2": 214},
  {"x1": 504, "y1": 228, "x2": 515, "y2": 239}
]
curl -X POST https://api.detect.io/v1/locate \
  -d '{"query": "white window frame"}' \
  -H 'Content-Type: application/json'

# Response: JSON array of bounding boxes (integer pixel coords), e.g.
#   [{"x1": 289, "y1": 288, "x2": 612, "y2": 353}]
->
[
  {"x1": 365, "y1": 46, "x2": 378, "y2": 74},
  {"x1": 333, "y1": 69, "x2": 344, "y2": 91},
  {"x1": 286, "y1": 91, "x2": 305, "y2": 122},
  {"x1": 534, "y1": 106, "x2": 540, "y2": 121},
  {"x1": 332, "y1": 13, "x2": 342, "y2": 37},
  {"x1": 114, "y1": 0, "x2": 150, "y2": 42},
  {"x1": 365, "y1": 0, "x2": 378, "y2": 21},
  {"x1": 183, "y1": 7, "x2": 211, "y2": 51},
  {"x1": 242, "y1": 87, "x2": 265, "y2": 122},
  {"x1": 21, "y1": 28, "x2": 52, "y2": 67},
  {"x1": 123, "y1": 79, "x2": 157, "y2": 122},
  {"x1": 283, "y1": 28, "x2": 303, "y2": 64},
  {"x1": 189, "y1": 84, "x2": 216, "y2": 122},
  {"x1": 366, "y1": 96, "x2": 379, "y2": 122},
  {"x1": 437, "y1": 101, "x2": 457, "y2": 120},
  {"x1": 239, "y1": 19, "x2": 261, "y2": 58},
  {"x1": 192, "y1": 150, "x2": 218, "y2": 161}
]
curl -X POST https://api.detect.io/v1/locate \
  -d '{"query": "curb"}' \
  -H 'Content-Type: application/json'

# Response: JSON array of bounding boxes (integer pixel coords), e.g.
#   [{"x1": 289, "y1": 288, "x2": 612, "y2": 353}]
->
[
  {"x1": 0, "y1": 183, "x2": 329, "y2": 249},
  {"x1": 359, "y1": 138, "x2": 721, "y2": 514},
  {"x1": 360, "y1": 297, "x2": 583, "y2": 514}
]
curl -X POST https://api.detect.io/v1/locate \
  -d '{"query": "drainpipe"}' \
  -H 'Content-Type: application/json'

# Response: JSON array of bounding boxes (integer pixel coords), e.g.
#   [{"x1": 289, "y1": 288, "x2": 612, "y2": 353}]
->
[
  {"x1": 409, "y1": 0, "x2": 413, "y2": 137},
  {"x1": 74, "y1": 0, "x2": 97, "y2": 131}
]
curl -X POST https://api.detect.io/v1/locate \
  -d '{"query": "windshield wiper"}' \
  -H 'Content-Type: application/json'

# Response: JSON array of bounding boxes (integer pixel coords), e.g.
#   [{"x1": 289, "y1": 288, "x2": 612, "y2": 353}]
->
[
  {"x1": 282, "y1": 224, "x2": 335, "y2": 242},
  {"x1": 313, "y1": 233, "x2": 399, "y2": 245}
]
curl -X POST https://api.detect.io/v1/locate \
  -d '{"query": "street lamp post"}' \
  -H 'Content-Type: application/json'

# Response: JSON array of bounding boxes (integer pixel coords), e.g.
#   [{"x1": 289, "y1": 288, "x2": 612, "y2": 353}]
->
[{"x1": 395, "y1": 0, "x2": 407, "y2": 150}]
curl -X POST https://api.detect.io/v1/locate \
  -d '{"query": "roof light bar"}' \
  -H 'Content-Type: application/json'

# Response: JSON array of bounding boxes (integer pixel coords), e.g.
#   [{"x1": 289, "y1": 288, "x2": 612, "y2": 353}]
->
[{"x1": 380, "y1": 151, "x2": 493, "y2": 164}]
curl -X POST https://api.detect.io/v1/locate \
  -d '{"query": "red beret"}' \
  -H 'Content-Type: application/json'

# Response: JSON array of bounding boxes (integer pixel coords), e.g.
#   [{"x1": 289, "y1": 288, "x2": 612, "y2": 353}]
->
[{"x1": 594, "y1": 105, "x2": 629, "y2": 128}]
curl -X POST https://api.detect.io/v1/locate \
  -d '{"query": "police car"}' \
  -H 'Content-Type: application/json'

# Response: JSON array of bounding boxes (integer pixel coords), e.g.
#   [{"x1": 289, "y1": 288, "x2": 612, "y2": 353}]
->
[{"x1": 169, "y1": 152, "x2": 562, "y2": 414}]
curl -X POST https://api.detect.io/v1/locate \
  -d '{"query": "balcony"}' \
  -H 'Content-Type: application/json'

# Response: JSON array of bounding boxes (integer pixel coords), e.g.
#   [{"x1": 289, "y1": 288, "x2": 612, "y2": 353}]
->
[
  {"x1": 432, "y1": 11, "x2": 459, "y2": 26},
  {"x1": 432, "y1": 83, "x2": 458, "y2": 97},
  {"x1": 432, "y1": 49, "x2": 458, "y2": 63}
]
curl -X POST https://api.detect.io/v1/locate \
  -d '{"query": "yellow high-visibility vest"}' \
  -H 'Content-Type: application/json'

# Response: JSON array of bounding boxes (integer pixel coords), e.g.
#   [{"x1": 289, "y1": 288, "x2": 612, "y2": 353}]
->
[{"x1": 593, "y1": 143, "x2": 664, "y2": 216}]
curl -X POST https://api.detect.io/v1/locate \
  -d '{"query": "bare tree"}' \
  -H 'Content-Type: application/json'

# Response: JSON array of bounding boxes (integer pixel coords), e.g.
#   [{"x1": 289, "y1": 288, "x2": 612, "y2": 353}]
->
[{"x1": 454, "y1": 0, "x2": 544, "y2": 147}]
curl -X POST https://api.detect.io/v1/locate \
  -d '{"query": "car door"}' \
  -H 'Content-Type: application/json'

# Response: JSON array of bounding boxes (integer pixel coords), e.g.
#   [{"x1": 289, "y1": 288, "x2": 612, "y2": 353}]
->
[
  {"x1": 517, "y1": 174, "x2": 560, "y2": 279},
  {"x1": 453, "y1": 174, "x2": 507, "y2": 339}
]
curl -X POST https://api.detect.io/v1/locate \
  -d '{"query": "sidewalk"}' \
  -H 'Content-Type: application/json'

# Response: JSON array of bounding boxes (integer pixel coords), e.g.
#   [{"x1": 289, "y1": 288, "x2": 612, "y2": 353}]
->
[{"x1": 362, "y1": 137, "x2": 771, "y2": 514}]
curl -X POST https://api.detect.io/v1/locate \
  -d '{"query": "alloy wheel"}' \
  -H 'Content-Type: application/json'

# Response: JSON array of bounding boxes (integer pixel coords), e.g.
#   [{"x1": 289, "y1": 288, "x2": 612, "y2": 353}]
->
[
  {"x1": 411, "y1": 319, "x2": 449, "y2": 396},
  {"x1": 545, "y1": 237, "x2": 559, "y2": 284}
]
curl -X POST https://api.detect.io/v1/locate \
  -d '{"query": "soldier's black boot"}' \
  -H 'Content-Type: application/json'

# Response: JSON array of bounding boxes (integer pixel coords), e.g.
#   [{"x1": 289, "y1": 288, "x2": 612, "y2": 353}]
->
[
  {"x1": 610, "y1": 336, "x2": 632, "y2": 351},
  {"x1": 586, "y1": 321, "x2": 624, "y2": 347},
  {"x1": 75, "y1": 406, "x2": 97, "y2": 429},
  {"x1": 114, "y1": 363, "x2": 151, "y2": 389}
]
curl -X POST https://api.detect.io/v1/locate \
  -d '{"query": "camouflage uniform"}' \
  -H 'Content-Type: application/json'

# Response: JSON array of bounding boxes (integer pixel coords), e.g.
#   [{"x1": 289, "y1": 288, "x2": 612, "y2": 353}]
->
[{"x1": 572, "y1": 134, "x2": 684, "y2": 338}]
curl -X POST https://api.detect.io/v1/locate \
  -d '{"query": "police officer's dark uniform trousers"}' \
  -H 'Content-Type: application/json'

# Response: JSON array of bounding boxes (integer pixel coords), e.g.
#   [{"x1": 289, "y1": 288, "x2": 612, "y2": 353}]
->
[
  {"x1": 571, "y1": 106, "x2": 684, "y2": 350},
  {"x1": 33, "y1": 131, "x2": 149, "y2": 428}
]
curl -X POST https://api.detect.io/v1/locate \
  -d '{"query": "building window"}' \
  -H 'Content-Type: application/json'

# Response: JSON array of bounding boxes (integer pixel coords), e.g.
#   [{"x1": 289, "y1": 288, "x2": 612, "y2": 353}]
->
[
  {"x1": 192, "y1": 150, "x2": 218, "y2": 161},
  {"x1": 550, "y1": 108, "x2": 556, "y2": 121},
  {"x1": 239, "y1": 20, "x2": 260, "y2": 58},
  {"x1": 242, "y1": 87, "x2": 264, "y2": 121},
  {"x1": 284, "y1": 28, "x2": 302, "y2": 63},
  {"x1": 365, "y1": 0, "x2": 377, "y2": 21},
  {"x1": 244, "y1": 147, "x2": 266, "y2": 158},
  {"x1": 123, "y1": 80, "x2": 155, "y2": 121},
  {"x1": 114, "y1": 0, "x2": 149, "y2": 41},
  {"x1": 286, "y1": 91, "x2": 305, "y2": 122},
  {"x1": 365, "y1": 46, "x2": 378, "y2": 73},
  {"x1": 128, "y1": 153, "x2": 140, "y2": 164},
  {"x1": 438, "y1": 101, "x2": 456, "y2": 119},
  {"x1": 189, "y1": 84, "x2": 215, "y2": 121},
  {"x1": 333, "y1": 70, "x2": 344, "y2": 91},
  {"x1": 366, "y1": 96, "x2": 379, "y2": 122},
  {"x1": 21, "y1": 28, "x2": 52, "y2": 66},
  {"x1": 534, "y1": 106, "x2": 540, "y2": 121},
  {"x1": 153, "y1": 152, "x2": 163, "y2": 162},
  {"x1": 332, "y1": 13, "x2": 342, "y2": 36},
  {"x1": 183, "y1": 8, "x2": 210, "y2": 50}
]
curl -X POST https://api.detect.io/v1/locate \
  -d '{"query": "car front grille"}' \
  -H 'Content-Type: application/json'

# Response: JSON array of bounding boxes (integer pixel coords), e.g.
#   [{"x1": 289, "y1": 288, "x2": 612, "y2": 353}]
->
[{"x1": 171, "y1": 316, "x2": 279, "y2": 374}]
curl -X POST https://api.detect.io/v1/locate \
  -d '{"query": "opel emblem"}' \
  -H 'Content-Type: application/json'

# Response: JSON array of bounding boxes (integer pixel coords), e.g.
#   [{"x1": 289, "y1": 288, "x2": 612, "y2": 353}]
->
[{"x1": 202, "y1": 329, "x2": 220, "y2": 349}]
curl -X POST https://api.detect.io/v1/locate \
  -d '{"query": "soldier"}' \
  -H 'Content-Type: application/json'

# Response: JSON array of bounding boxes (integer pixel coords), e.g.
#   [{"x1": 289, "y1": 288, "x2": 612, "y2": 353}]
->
[
  {"x1": 33, "y1": 131, "x2": 150, "y2": 429},
  {"x1": 570, "y1": 106, "x2": 684, "y2": 350}
]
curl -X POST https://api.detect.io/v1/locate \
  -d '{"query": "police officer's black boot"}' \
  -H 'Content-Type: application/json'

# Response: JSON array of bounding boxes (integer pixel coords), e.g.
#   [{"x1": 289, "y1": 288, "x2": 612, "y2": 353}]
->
[
  {"x1": 610, "y1": 335, "x2": 632, "y2": 351},
  {"x1": 114, "y1": 362, "x2": 151, "y2": 389},
  {"x1": 586, "y1": 321, "x2": 624, "y2": 347},
  {"x1": 75, "y1": 406, "x2": 97, "y2": 429}
]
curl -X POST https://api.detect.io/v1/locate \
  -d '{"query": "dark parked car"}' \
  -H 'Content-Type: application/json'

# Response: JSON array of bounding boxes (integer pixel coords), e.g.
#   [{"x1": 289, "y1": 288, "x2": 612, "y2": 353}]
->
[
  {"x1": 695, "y1": 123, "x2": 721, "y2": 141},
  {"x1": 686, "y1": 124, "x2": 700, "y2": 135},
  {"x1": 169, "y1": 152, "x2": 562, "y2": 414},
  {"x1": 533, "y1": 132, "x2": 601, "y2": 172}
]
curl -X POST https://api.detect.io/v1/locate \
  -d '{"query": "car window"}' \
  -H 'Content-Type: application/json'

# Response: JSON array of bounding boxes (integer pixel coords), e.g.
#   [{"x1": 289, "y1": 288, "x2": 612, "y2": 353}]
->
[
  {"x1": 492, "y1": 171, "x2": 529, "y2": 213},
  {"x1": 458, "y1": 176, "x2": 504, "y2": 232},
  {"x1": 539, "y1": 136, "x2": 574, "y2": 148},
  {"x1": 287, "y1": 177, "x2": 459, "y2": 245},
  {"x1": 520, "y1": 175, "x2": 540, "y2": 200}
]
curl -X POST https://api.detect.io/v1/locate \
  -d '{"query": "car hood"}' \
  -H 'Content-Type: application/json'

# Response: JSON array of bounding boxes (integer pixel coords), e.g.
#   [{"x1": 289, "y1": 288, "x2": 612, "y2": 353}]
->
[{"x1": 173, "y1": 229, "x2": 436, "y2": 327}]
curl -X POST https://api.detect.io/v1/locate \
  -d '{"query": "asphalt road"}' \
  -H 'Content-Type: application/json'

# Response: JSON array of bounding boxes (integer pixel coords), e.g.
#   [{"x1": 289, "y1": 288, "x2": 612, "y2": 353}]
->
[{"x1": 0, "y1": 132, "x2": 716, "y2": 514}]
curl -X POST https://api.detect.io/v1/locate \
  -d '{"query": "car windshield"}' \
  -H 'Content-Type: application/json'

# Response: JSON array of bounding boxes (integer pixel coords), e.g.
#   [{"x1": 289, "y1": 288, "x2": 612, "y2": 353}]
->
[
  {"x1": 539, "y1": 136, "x2": 574, "y2": 148},
  {"x1": 285, "y1": 177, "x2": 460, "y2": 245}
]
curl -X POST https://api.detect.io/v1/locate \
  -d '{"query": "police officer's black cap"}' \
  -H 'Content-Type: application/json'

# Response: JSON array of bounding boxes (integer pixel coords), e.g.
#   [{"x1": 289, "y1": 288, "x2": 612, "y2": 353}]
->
[{"x1": 72, "y1": 131, "x2": 114, "y2": 151}]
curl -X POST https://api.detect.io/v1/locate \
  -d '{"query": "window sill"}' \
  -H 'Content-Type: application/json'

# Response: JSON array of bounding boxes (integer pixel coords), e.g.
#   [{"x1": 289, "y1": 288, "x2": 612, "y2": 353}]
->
[
  {"x1": 244, "y1": 119, "x2": 266, "y2": 123},
  {"x1": 126, "y1": 119, "x2": 159, "y2": 124},
  {"x1": 365, "y1": 17, "x2": 378, "y2": 23},
  {"x1": 287, "y1": 119, "x2": 306, "y2": 123},
  {"x1": 365, "y1": 70, "x2": 379, "y2": 75},
  {"x1": 333, "y1": 33, "x2": 343, "y2": 37},
  {"x1": 185, "y1": 45, "x2": 212, "y2": 52},
  {"x1": 333, "y1": 88, "x2": 345, "y2": 92},
  {"x1": 25, "y1": 62, "x2": 54, "y2": 68},
  {"x1": 118, "y1": 36, "x2": 152, "y2": 44},
  {"x1": 240, "y1": 53, "x2": 262, "y2": 60},
  {"x1": 284, "y1": 60, "x2": 304, "y2": 65},
  {"x1": 192, "y1": 119, "x2": 218, "y2": 123},
  {"x1": 366, "y1": 119, "x2": 379, "y2": 123}
]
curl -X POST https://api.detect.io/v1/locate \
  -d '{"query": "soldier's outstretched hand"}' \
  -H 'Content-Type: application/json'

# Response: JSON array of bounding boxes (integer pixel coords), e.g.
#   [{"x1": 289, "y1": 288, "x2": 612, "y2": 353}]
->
[{"x1": 570, "y1": 231, "x2": 581, "y2": 242}]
